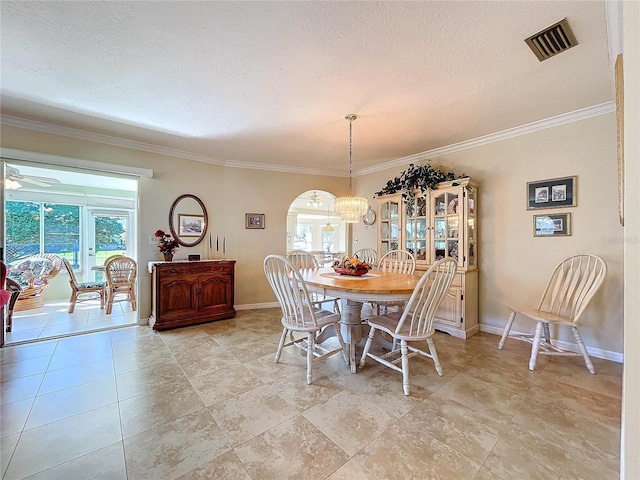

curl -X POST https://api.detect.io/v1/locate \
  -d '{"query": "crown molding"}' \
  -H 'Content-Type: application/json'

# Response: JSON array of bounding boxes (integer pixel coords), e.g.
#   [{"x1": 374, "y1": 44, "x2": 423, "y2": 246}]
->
[
  {"x1": 223, "y1": 160, "x2": 344, "y2": 177},
  {"x1": 0, "y1": 114, "x2": 230, "y2": 165},
  {"x1": 356, "y1": 102, "x2": 616, "y2": 176},
  {"x1": 0, "y1": 147, "x2": 153, "y2": 178},
  {"x1": 2, "y1": 101, "x2": 615, "y2": 178},
  {"x1": 0, "y1": 114, "x2": 343, "y2": 177}
]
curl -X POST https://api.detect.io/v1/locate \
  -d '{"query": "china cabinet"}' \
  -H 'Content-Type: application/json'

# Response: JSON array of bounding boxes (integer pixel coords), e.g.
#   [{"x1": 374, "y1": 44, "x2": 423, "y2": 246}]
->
[
  {"x1": 149, "y1": 260, "x2": 235, "y2": 330},
  {"x1": 377, "y1": 178, "x2": 478, "y2": 338}
]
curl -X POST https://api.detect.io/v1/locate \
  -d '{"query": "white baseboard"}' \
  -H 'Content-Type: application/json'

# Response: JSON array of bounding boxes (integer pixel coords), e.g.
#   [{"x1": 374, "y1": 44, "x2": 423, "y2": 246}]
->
[
  {"x1": 235, "y1": 302, "x2": 279, "y2": 311},
  {"x1": 480, "y1": 324, "x2": 624, "y2": 363}
]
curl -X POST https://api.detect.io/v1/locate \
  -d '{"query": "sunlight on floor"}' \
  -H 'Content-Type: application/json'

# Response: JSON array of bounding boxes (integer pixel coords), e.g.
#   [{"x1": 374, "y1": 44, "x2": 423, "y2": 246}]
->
[{"x1": 5, "y1": 298, "x2": 138, "y2": 345}]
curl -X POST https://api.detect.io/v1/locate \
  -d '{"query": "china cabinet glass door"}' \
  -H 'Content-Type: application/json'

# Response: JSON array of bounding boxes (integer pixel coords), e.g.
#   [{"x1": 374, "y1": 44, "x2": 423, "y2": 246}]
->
[
  {"x1": 432, "y1": 187, "x2": 462, "y2": 265},
  {"x1": 404, "y1": 195, "x2": 428, "y2": 261},
  {"x1": 466, "y1": 185, "x2": 477, "y2": 268},
  {"x1": 379, "y1": 195, "x2": 400, "y2": 256}
]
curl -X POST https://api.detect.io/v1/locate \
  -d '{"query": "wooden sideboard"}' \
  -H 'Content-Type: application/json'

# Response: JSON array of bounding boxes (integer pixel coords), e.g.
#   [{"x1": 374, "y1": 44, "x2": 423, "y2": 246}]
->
[{"x1": 149, "y1": 260, "x2": 236, "y2": 330}]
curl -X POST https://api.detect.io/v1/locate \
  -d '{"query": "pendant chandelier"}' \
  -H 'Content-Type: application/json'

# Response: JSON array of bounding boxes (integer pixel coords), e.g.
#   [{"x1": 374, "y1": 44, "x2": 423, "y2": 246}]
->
[
  {"x1": 323, "y1": 207, "x2": 335, "y2": 232},
  {"x1": 306, "y1": 191, "x2": 323, "y2": 208},
  {"x1": 334, "y1": 114, "x2": 368, "y2": 223}
]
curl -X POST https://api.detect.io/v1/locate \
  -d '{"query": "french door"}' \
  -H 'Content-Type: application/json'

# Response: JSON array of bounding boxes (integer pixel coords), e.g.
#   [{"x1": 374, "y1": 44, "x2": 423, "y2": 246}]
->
[{"x1": 86, "y1": 210, "x2": 133, "y2": 282}]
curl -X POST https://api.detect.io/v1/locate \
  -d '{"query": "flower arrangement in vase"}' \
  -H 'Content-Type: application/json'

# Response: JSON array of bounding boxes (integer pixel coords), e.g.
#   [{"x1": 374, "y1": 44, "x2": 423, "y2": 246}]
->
[
  {"x1": 333, "y1": 255, "x2": 372, "y2": 276},
  {"x1": 155, "y1": 229, "x2": 179, "y2": 261}
]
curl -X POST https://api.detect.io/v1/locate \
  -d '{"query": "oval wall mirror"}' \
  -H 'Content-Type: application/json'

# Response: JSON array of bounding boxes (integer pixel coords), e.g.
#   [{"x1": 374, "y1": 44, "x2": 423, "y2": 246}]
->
[{"x1": 169, "y1": 194, "x2": 208, "y2": 247}]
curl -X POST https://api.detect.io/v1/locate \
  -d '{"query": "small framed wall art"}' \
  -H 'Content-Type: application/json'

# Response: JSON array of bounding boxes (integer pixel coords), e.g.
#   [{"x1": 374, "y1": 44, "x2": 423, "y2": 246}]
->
[
  {"x1": 534, "y1": 213, "x2": 571, "y2": 237},
  {"x1": 245, "y1": 213, "x2": 265, "y2": 229},
  {"x1": 527, "y1": 176, "x2": 576, "y2": 210},
  {"x1": 178, "y1": 214, "x2": 205, "y2": 237}
]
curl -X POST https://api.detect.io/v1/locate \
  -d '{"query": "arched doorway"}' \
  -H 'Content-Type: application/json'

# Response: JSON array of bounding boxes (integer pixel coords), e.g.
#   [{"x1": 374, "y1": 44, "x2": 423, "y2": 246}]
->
[{"x1": 286, "y1": 190, "x2": 346, "y2": 264}]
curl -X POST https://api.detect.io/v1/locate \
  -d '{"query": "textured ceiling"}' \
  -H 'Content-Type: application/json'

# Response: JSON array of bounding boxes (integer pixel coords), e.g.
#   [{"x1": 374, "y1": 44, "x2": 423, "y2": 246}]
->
[{"x1": 0, "y1": 1, "x2": 613, "y2": 175}]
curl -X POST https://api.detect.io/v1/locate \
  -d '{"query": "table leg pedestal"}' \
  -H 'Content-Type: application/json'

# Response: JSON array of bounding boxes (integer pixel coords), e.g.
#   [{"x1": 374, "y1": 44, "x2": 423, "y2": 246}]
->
[{"x1": 340, "y1": 299, "x2": 363, "y2": 373}]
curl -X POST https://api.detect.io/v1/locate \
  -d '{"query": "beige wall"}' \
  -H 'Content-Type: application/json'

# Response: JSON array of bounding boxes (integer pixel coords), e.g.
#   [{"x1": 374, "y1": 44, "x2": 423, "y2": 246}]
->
[
  {"x1": 356, "y1": 113, "x2": 623, "y2": 356},
  {"x1": 1, "y1": 114, "x2": 623, "y2": 356},
  {"x1": 622, "y1": 0, "x2": 640, "y2": 476},
  {"x1": 0, "y1": 125, "x2": 350, "y2": 319}
]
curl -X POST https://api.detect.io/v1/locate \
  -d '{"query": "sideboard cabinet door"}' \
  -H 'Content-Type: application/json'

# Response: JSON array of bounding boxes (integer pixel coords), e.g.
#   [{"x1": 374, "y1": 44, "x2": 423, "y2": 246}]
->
[
  {"x1": 199, "y1": 272, "x2": 234, "y2": 316},
  {"x1": 150, "y1": 260, "x2": 236, "y2": 330}
]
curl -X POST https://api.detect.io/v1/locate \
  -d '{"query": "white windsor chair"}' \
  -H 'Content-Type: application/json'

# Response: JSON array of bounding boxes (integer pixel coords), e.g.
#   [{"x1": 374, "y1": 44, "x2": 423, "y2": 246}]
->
[
  {"x1": 264, "y1": 255, "x2": 347, "y2": 384},
  {"x1": 359, "y1": 257, "x2": 458, "y2": 395},
  {"x1": 498, "y1": 254, "x2": 607, "y2": 373}
]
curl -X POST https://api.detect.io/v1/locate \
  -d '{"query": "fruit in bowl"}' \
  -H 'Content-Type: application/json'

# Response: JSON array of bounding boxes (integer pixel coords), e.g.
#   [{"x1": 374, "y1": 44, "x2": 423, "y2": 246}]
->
[{"x1": 333, "y1": 256, "x2": 372, "y2": 276}]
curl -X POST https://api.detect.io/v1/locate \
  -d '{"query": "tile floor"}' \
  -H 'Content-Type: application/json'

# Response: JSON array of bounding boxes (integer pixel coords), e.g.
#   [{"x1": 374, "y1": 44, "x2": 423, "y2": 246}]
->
[
  {"x1": 0, "y1": 308, "x2": 622, "y2": 479},
  {"x1": 4, "y1": 299, "x2": 138, "y2": 345}
]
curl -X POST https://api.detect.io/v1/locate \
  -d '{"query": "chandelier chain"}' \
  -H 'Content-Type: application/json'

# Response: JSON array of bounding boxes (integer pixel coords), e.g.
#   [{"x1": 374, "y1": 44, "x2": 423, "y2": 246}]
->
[{"x1": 348, "y1": 119, "x2": 353, "y2": 195}]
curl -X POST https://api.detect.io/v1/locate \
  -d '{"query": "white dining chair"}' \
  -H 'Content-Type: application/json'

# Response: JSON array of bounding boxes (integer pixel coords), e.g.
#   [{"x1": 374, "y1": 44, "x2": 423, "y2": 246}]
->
[
  {"x1": 359, "y1": 257, "x2": 457, "y2": 395},
  {"x1": 498, "y1": 254, "x2": 607, "y2": 373},
  {"x1": 353, "y1": 248, "x2": 377, "y2": 268},
  {"x1": 264, "y1": 255, "x2": 347, "y2": 384},
  {"x1": 286, "y1": 250, "x2": 340, "y2": 314},
  {"x1": 286, "y1": 250, "x2": 318, "y2": 269},
  {"x1": 371, "y1": 249, "x2": 416, "y2": 315}
]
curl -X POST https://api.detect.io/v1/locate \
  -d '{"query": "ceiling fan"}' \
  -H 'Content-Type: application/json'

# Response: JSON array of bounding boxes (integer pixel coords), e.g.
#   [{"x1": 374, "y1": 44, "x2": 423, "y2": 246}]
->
[
  {"x1": 306, "y1": 191, "x2": 323, "y2": 208},
  {"x1": 5, "y1": 166, "x2": 62, "y2": 189}
]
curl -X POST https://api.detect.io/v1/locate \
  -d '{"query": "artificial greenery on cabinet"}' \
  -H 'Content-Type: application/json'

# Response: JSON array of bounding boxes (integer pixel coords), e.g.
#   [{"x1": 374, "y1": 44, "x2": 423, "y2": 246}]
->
[{"x1": 374, "y1": 163, "x2": 467, "y2": 203}]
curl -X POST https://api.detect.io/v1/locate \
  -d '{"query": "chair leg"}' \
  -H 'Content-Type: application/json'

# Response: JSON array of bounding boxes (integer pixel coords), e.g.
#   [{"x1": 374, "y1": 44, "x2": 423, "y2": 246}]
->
[
  {"x1": 306, "y1": 332, "x2": 314, "y2": 384},
  {"x1": 400, "y1": 340, "x2": 410, "y2": 396},
  {"x1": 572, "y1": 326, "x2": 596, "y2": 374},
  {"x1": 543, "y1": 323, "x2": 551, "y2": 344},
  {"x1": 275, "y1": 328, "x2": 288, "y2": 363},
  {"x1": 529, "y1": 321, "x2": 544, "y2": 371},
  {"x1": 426, "y1": 337, "x2": 443, "y2": 376},
  {"x1": 359, "y1": 326, "x2": 376, "y2": 368},
  {"x1": 333, "y1": 322, "x2": 349, "y2": 365},
  {"x1": 333, "y1": 299, "x2": 340, "y2": 314},
  {"x1": 68, "y1": 291, "x2": 78, "y2": 314},
  {"x1": 129, "y1": 288, "x2": 138, "y2": 311},
  {"x1": 498, "y1": 311, "x2": 517, "y2": 349},
  {"x1": 106, "y1": 290, "x2": 115, "y2": 315}
]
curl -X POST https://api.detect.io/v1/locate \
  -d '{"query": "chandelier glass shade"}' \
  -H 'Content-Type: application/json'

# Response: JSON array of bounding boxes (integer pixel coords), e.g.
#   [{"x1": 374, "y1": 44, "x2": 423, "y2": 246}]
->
[
  {"x1": 334, "y1": 114, "x2": 368, "y2": 223},
  {"x1": 323, "y1": 207, "x2": 335, "y2": 232}
]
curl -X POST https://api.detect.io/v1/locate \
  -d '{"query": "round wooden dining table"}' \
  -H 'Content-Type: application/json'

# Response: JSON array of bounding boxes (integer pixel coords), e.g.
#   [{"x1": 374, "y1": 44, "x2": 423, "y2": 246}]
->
[{"x1": 298, "y1": 267, "x2": 421, "y2": 373}]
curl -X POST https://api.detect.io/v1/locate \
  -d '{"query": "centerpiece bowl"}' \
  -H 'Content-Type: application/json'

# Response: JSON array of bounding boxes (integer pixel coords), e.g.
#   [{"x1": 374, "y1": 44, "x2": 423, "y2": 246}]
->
[{"x1": 333, "y1": 256, "x2": 372, "y2": 276}]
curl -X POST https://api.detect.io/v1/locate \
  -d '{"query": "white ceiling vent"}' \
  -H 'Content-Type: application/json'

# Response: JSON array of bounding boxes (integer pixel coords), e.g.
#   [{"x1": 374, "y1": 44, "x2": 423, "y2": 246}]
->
[{"x1": 525, "y1": 18, "x2": 577, "y2": 62}]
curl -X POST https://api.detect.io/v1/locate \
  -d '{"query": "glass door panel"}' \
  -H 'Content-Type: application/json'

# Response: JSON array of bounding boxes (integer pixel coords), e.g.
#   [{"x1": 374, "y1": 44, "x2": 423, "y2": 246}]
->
[
  {"x1": 447, "y1": 216, "x2": 459, "y2": 238},
  {"x1": 404, "y1": 194, "x2": 427, "y2": 262},
  {"x1": 435, "y1": 194, "x2": 446, "y2": 216},
  {"x1": 405, "y1": 219, "x2": 415, "y2": 238},
  {"x1": 389, "y1": 202, "x2": 399, "y2": 219},
  {"x1": 381, "y1": 223, "x2": 389, "y2": 238},
  {"x1": 434, "y1": 218, "x2": 446, "y2": 239},
  {"x1": 379, "y1": 196, "x2": 401, "y2": 257},
  {"x1": 87, "y1": 211, "x2": 131, "y2": 282},
  {"x1": 466, "y1": 186, "x2": 476, "y2": 268},
  {"x1": 416, "y1": 218, "x2": 427, "y2": 238},
  {"x1": 381, "y1": 202, "x2": 389, "y2": 220},
  {"x1": 448, "y1": 240, "x2": 460, "y2": 261},
  {"x1": 390, "y1": 221, "x2": 399, "y2": 240}
]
